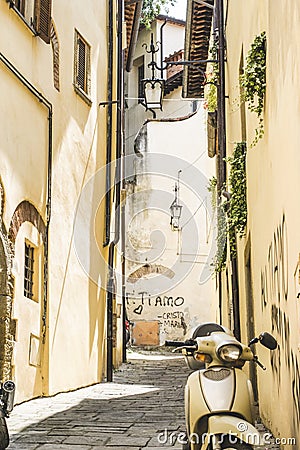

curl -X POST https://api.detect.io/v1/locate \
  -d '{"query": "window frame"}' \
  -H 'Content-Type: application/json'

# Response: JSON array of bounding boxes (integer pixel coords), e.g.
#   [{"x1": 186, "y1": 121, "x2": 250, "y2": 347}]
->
[
  {"x1": 7, "y1": 0, "x2": 52, "y2": 43},
  {"x1": 73, "y1": 29, "x2": 92, "y2": 106},
  {"x1": 138, "y1": 63, "x2": 145, "y2": 104},
  {"x1": 24, "y1": 241, "x2": 35, "y2": 301}
]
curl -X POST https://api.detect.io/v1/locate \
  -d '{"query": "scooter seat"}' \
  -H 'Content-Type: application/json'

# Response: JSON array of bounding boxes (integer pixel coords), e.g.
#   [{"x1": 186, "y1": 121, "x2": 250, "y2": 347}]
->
[{"x1": 191, "y1": 322, "x2": 226, "y2": 339}]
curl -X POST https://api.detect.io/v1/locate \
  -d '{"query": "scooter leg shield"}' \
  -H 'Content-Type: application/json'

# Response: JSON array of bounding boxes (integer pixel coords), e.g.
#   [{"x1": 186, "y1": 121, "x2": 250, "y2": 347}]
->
[{"x1": 200, "y1": 415, "x2": 262, "y2": 449}]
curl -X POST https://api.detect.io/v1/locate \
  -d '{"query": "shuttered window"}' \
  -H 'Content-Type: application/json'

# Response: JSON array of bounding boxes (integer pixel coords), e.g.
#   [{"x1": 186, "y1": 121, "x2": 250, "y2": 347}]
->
[
  {"x1": 34, "y1": 0, "x2": 52, "y2": 44},
  {"x1": 24, "y1": 242, "x2": 35, "y2": 300},
  {"x1": 77, "y1": 38, "x2": 86, "y2": 91},
  {"x1": 74, "y1": 30, "x2": 91, "y2": 104},
  {"x1": 15, "y1": 0, "x2": 25, "y2": 15},
  {"x1": 10, "y1": 0, "x2": 52, "y2": 43}
]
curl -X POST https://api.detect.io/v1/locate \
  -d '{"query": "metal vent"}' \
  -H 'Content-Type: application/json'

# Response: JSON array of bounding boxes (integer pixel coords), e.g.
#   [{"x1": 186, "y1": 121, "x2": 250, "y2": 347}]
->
[{"x1": 203, "y1": 368, "x2": 231, "y2": 381}]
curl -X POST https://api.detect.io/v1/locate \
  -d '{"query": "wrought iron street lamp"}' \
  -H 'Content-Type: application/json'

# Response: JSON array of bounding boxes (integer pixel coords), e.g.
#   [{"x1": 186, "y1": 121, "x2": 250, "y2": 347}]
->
[
  {"x1": 141, "y1": 33, "x2": 217, "y2": 111},
  {"x1": 170, "y1": 183, "x2": 182, "y2": 230}
]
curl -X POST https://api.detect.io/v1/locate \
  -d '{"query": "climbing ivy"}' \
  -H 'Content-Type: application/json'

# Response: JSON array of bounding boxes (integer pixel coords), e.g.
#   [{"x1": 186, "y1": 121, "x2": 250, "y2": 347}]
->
[
  {"x1": 209, "y1": 143, "x2": 247, "y2": 270},
  {"x1": 241, "y1": 32, "x2": 266, "y2": 146},
  {"x1": 141, "y1": 0, "x2": 177, "y2": 28},
  {"x1": 208, "y1": 177, "x2": 227, "y2": 273},
  {"x1": 227, "y1": 142, "x2": 247, "y2": 240}
]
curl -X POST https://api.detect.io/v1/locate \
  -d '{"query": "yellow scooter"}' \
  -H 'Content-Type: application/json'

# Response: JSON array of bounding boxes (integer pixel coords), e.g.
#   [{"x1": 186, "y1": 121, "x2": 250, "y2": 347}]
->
[
  {"x1": 166, "y1": 323, "x2": 277, "y2": 450},
  {"x1": 0, "y1": 380, "x2": 15, "y2": 449}
]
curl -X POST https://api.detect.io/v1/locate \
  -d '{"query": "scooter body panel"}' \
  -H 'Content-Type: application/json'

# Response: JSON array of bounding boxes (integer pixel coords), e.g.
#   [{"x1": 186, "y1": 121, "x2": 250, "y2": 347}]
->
[
  {"x1": 186, "y1": 366, "x2": 254, "y2": 447},
  {"x1": 200, "y1": 415, "x2": 262, "y2": 449}
]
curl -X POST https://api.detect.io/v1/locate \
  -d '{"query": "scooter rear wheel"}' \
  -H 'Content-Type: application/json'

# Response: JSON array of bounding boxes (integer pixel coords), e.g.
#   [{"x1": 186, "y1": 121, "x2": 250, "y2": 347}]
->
[{"x1": 0, "y1": 418, "x2": 9, "y2": 449}]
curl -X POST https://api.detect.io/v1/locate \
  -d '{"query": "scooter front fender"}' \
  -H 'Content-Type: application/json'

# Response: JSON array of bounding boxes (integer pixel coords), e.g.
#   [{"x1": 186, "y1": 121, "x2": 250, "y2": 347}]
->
[{"x1": 200, "y1": 415, "x2": 262, "y2": 450}]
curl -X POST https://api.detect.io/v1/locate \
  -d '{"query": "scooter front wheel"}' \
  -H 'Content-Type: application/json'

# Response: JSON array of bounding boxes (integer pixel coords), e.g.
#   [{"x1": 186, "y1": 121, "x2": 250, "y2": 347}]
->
[
  {"x1": 0, "y1": 418, "x2": 9, "y2": 449},
  {"x1": 216, "y1": 435, "x2": 253, "y2": 450}
]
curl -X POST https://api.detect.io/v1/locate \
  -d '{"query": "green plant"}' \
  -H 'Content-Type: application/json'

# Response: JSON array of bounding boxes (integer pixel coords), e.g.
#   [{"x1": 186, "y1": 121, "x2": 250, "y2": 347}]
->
[
  {"x1": 214, "y1": 202, "x2": 228, "y2": 272},
  {"x1": 208, "y1": 178, "x2": 228, "y2": 273},
  {"x1": 227, "y1": 142, "x2": 247, "y2": 242},
  {"x1": 141, "y1": 0, "x2": 176, "y2": 29},
  {"x1": 207, "y1": 176, "x2": 217, "y2": 209},
  {"x1": 204, "y1": 41, "x2": 218, "y2": 112},
  {"x1": 241, "y1": 32, "x2": 266, "y2": 146}
]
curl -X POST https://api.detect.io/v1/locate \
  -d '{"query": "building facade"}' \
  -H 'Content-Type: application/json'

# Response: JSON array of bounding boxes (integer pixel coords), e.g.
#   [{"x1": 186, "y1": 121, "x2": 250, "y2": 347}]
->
[
  {"x1": 125, "y1": 15, "x2": 218, "y2": 346},
  {"x1": 184, "y1": 0, "x2": 300, "y2": 446},
  {"x1": 0, "y1": 0, "x2": 140, "y2": 403}
]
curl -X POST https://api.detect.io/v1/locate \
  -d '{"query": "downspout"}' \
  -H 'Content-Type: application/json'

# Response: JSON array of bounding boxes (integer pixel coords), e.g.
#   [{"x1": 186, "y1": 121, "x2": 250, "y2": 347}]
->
[
  {"x1": 216, "y1": 0, "x2": 226, "y2": 326},
  {"x1": 0, "y1": 53, "x2": 52, "y2": 347},
  {"x1": 216, "y1": 0, "x2": 241, "y2": 337},
  {"x1": 106, "y1": 0, "x2": 123, "y2": 382},
  {"x1": 160, "y1": 18, "x2": 167, "y2": 79},
  {"x1": 216, "y1": 0, "x2": 226, "y2": 188},
  {"x1": 103, "y1": 0, "x2": 114, "y2": 247}
]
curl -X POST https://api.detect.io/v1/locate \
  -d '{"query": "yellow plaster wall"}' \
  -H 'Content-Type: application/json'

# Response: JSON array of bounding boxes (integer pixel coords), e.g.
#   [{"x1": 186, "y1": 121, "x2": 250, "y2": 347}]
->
[
  {"x1": 0, "y1": 0, "x2": 119, "y2": 402},
  {"x1": 223, "y1": 0, "x2": 300, "y2": 445}
]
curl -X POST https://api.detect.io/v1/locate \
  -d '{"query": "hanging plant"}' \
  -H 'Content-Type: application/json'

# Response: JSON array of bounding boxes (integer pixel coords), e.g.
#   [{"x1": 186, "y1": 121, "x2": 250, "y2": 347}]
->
[
  {"x1": 204, "y1": 41, "x2": 218, "y2": 112},
  {"x1": 241, "y1": 32, "x2": 266, "y2": 146},
  {"x1": 227, "y1": 142, "x2": 247, "y2": 243}
]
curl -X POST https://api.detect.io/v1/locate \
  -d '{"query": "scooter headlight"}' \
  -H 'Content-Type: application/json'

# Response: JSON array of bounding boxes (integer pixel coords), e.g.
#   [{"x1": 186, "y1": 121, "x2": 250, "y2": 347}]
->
[{"x1": 218, "y1": 344, "x2": 242, "y2": 362}]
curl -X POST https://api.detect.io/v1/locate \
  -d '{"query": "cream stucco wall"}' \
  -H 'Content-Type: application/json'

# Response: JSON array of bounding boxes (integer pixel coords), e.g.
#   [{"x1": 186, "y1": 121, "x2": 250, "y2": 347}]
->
[
  {"x1": 0, "y1": 0, "x2": 120, "y2": 403},
  {"x1": 223, "y1": 0, "x2": 300, "y2": 446},
  {"x1": 125, "y1": 17, "x2": 195, "y2": 164},
  {"x1": 125, "y1": 105, "x2": 218, "y2": 343}
]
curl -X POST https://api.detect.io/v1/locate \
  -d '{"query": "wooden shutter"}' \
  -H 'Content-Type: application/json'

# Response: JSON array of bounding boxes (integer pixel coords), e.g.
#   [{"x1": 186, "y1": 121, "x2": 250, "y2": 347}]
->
[
  {"x1": 35, "y1": 0, "x2": 52, "y2": 44},
  {"x1": 77, "y1": 38, "x2": 86, "y2": 91}
]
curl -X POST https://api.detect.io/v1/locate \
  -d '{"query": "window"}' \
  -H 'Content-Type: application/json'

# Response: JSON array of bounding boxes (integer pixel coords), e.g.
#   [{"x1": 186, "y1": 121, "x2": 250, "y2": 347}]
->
[
  {"x1": 34, "y1": 0, "x2": 52, "y2": 44},
  {"x1": 9, "y1": 0, "x2": 52, "y2": 43},
  {"x1": 138, "y1": 63, "x2": 145, "y2": 104},
  {"x1": 24, "y1": 242, "x2": 35, "y2": 300},
  {"x1": 15, "y1": 0, "x2": 25, "y2": 15},
  {"x1": 74, "y1": 30, "x2": 91, "y2": 105}
]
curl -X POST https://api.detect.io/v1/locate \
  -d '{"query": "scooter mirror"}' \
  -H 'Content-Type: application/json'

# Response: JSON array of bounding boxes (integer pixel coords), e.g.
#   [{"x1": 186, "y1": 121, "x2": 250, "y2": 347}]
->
[{"x1": 259, "y1": 332, "x2": 277, "y2": 350}]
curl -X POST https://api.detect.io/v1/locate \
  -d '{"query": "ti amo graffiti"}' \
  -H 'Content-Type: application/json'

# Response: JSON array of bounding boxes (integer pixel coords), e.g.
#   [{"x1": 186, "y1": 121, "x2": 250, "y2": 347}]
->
[
  {"x1": 127, "y1": 291, "x2": 185, "y2": 315},
  {"x1": 260, "y1": 215, "x2": 288, "y2": 310},
  {"x1": 261, "y1": 215, "x2": 300, "y2": 436}
]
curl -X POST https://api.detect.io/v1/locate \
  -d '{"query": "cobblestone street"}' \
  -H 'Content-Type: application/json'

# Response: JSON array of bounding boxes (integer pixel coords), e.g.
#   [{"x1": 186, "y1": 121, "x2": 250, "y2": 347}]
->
[{"x1": 7, "y1": 351, "x2": 279, "y2": 450}]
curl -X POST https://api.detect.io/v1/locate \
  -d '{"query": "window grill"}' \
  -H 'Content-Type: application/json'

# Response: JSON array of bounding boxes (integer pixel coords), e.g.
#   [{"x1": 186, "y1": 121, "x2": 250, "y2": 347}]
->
[
  {"x1": 24, "y1": 242, "x2": 34, "y2": 299},
  {"x1": 77, "y1": 38, "x2": 86, "y2": 91},
  {"x1": 138, "y1": 64, "x2": 144, "y2": 103}
]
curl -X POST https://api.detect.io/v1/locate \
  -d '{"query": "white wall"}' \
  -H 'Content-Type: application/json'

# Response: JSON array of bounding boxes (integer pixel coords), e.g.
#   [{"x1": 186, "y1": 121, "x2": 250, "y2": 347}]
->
[{"x1": 125, "y1": 104, "x2": 218, "y2": 343}]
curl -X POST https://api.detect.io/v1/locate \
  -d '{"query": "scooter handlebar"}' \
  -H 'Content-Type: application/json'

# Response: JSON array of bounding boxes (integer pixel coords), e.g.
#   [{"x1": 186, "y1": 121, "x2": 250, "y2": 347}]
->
[
  {"x1": 165, "y1": 340, "x2": 185, "y2": 347},
  {"x1": 165, "y1": 339, "x2": 196, "y2": 348}
]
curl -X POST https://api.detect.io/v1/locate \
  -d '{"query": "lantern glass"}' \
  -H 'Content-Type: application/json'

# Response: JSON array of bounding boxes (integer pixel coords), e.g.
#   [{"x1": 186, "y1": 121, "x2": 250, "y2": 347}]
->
[
  {"x1": 170, "y1": 204, "x2": 182, "y2": 220},
  {"x1": 143, "y1": 79, "x2": 164, "y2": 110}
]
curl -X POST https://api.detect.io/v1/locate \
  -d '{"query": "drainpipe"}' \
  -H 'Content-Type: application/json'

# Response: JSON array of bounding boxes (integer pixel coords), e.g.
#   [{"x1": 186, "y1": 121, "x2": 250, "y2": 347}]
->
[
  {"x1": 216, "y1": 0, "x2": 226, "y2": 188},
  {"x1": 215, "y1": 0, "x2": 227, "y2": 326},
  {"x1": 216, "y1": 0, "x2": 241, "y2": 337},
  {"x1": 160, "y1": 18, "x2": 167, "y2": 79},
  {"x1": 106, "y1": 0, "x2": 123, "y2": 382},
  {"x1": 0, "y1": 53, "x2": 52, "y2": 346},
  {"x1": 103, "y1": 0, "x2": 114, "y2": 247}
]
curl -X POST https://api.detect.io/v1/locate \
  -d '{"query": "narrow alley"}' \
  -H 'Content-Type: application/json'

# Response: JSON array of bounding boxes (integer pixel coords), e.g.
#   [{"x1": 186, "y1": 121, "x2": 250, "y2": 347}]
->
[{"x1": 7, "y1": 351, "x2": 279, "y2": 450}]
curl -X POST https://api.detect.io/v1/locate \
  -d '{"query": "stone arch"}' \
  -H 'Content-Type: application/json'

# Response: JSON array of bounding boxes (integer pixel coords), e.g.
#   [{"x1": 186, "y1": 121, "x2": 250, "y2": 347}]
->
[
  {"x1": 9, "y1": 201, "x2": 46, "y2": 245},
  {"x1": 0, "y1": 179, "x2": 15, "y2": 381},
  {"x1": 127, "y1": 263, "x2": 175, "y2": 283}
]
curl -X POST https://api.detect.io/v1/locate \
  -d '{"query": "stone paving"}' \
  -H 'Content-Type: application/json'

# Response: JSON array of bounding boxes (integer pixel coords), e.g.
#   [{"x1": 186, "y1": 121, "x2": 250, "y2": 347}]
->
[{"x1": 7, "y1": 350, "x2": 280, "y2": 449}]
